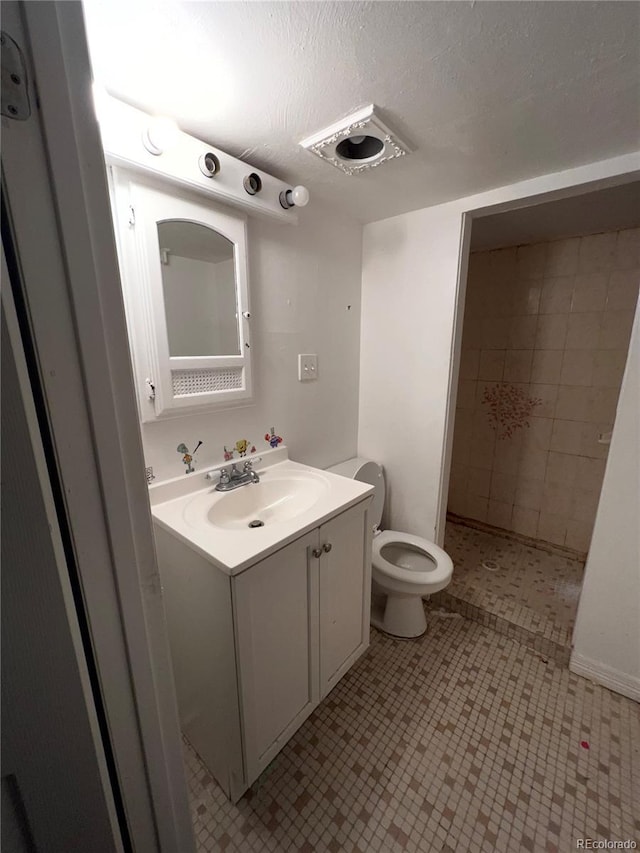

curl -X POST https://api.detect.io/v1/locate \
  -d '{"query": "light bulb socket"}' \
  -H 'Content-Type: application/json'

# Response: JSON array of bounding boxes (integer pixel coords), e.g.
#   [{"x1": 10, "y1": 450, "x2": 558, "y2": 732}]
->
[
  {"x1": 243, "y1": 172, "x2": 262, "y2": 195},
  {"x1": 199, "y1": 152, "x2": 220, "y2": 177},
  {"x1": 279, "y1": 189, "x2": 294, "y2": 209}
]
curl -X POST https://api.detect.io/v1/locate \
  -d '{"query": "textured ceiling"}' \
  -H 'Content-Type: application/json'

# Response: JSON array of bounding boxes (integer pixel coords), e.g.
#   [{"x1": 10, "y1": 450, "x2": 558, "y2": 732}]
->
[
  {"x1": 470, "y1": 181, "x2": 640, "y2": 251},
  {"x1": 83, "y1": 1, "x2": 640, "y2": 223}
]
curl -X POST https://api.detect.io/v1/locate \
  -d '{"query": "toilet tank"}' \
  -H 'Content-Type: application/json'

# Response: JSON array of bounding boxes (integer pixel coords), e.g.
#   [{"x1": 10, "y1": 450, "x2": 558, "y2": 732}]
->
[{"x1": 327, "y1": 458, "x2": 385, "y2": 531}]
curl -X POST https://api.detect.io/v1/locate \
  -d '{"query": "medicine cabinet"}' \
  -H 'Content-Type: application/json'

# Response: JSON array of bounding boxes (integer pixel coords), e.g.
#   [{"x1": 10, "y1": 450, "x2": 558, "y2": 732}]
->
[{"x1": 110, "y1": 168, "x2": 252, "y2": 421}]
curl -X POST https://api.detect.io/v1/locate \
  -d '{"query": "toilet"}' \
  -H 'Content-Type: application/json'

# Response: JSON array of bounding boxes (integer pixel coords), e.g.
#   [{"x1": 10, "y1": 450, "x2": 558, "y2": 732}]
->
[{"x1": 328, "y1": 458, "x2": 453, "y2": 639}]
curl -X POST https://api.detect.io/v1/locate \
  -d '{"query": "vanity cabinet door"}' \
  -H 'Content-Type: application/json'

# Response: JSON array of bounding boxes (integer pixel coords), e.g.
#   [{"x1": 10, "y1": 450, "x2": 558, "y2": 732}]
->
[
  {"x1": 232, "y1": 531, "x2": 319, "y2": 785},
  {"x1": 318, "y1": 500, "x2": 372, "y2": 700}
]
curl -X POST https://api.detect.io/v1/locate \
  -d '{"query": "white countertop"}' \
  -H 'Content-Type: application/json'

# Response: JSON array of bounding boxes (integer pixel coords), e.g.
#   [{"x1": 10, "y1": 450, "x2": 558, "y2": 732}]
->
[{"x1": 149, "y1": 448, "x2": 373, "y2": 575}]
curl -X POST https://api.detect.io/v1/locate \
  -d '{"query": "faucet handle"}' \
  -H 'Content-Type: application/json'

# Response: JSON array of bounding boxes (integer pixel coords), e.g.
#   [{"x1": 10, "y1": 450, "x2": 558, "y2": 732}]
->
[
  {"x1": 243, "y1": 459, "x2": 253, "y2": 472},
  {"x1": 218, "y1": 467, "x2": 230, "y2": 484}
]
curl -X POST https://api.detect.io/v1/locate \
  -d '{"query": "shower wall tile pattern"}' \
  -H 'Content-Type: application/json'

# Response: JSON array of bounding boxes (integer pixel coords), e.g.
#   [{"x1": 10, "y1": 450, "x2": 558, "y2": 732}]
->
[
  {"x1": 185, "y1": 617, "x2": 640, "y2": 853},
  {"x1": 449, "y1": 227, "x2": 639, "y2": 554}
]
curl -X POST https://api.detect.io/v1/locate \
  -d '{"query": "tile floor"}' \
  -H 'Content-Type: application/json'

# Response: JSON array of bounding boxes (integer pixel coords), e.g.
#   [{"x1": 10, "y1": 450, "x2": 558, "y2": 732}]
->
[
  {"x1": 185, "y1": 617, "x2": 639, "y2": 853},
  {"x1": 432, "y1": 520, "x2": 585, "y2": 664}
]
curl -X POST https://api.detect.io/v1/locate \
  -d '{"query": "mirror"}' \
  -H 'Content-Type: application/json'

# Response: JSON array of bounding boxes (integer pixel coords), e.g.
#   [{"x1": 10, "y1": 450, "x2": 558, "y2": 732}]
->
[
  {"x1": 109, "y1": 169, "x2": 252, "y2": 421},
  {"x1": 158, "y1": 220, "x2": 240, "y2": 357}
]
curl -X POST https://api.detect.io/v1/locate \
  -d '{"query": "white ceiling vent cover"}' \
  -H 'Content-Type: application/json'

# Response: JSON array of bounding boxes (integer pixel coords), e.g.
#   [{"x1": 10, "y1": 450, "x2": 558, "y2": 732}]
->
[{"x1": 300, "y1": 105, "x2": 411, "y2": 176}]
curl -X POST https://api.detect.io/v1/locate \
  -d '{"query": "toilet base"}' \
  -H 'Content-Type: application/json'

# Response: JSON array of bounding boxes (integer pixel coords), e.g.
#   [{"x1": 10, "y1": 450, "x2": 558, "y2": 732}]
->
[{"x1": 371, "y1": 592, "x2": 427, "y2": 639}]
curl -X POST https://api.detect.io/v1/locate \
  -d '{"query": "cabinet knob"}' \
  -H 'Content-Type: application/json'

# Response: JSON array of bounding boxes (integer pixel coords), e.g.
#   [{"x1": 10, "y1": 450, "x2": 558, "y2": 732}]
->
[
  {"x1": 322, "y1": 543, "x2": 332, "y2": 553},
  {"x1": 311, "y1": 548, "x2": 323, "y2": 559}
]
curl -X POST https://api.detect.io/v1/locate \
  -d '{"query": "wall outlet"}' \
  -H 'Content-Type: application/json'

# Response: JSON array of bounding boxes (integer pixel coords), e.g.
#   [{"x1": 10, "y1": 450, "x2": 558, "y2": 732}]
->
[{"x1": 298, "y1": 354, "x2": 318, "y2": 381}]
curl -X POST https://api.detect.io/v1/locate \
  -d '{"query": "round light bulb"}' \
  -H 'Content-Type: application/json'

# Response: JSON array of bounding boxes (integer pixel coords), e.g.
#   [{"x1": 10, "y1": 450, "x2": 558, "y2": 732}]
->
[
  {"x1": 142, "y1": 116, "x2": 180, "y2": 155},
  {"x1": 290, "y1": 185, "x2": 310, "y2": 207}
]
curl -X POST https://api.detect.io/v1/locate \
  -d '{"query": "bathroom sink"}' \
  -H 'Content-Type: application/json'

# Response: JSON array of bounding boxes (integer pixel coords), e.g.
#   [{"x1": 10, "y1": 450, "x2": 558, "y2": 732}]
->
[
  {"x1": 183, "y1": 470, "x2": 330, "y2": 531},
  {"x1": 149, "y1": 451, "x2": 374, "y2": 574}
]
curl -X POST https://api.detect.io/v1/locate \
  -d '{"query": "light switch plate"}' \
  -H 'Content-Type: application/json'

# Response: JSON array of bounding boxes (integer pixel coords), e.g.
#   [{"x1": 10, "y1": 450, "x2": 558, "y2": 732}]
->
[{"x1": 298, "y1": 353, "x2": 318, "y2": 381}]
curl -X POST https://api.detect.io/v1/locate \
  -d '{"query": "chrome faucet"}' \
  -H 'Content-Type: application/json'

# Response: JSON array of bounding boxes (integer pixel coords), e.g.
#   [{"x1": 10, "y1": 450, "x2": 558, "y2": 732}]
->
[{"x1": 213, "y1": 459, "x2": 260, "y2": 491}]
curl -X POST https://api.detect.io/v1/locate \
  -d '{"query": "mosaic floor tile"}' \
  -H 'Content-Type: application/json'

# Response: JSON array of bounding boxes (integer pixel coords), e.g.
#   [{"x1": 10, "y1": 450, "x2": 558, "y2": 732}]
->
[
  {"x1": 433, "y1": 520, "x2": 585, "y2": 661},
  {"x1": 185, "y1": 617, "x2": 639, "y2": 852}
]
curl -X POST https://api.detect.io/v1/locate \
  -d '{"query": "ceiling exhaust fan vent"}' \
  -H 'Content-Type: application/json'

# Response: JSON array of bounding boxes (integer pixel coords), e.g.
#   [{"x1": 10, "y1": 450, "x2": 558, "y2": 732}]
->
[{"x1": 299, "y1": 104, "x2": 411, "y2": 176}]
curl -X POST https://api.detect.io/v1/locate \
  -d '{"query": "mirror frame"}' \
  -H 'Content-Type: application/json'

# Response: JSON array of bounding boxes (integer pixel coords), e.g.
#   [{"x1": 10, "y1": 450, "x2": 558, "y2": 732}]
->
[{"x1": 110, "y1": 168, "x2": 252, "y2": 421}]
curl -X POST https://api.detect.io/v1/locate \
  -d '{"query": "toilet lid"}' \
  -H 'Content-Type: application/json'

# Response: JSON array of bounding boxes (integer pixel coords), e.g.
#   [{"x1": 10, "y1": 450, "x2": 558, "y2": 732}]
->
[{"x1": 372, "y1": 529, "x2": 453, "y2": 585}]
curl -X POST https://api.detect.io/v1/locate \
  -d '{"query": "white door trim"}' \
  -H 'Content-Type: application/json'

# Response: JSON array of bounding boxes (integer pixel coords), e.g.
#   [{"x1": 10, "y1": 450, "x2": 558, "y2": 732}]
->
[{"x1": 2, "y1": 3, "x2": 195, "y2": 849}]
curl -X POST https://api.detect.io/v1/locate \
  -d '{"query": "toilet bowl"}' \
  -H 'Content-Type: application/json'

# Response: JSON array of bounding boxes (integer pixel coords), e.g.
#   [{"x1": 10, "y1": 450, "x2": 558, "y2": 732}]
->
[{"x1": 328, "y1": 458, "x2": 453, "y2": 639}]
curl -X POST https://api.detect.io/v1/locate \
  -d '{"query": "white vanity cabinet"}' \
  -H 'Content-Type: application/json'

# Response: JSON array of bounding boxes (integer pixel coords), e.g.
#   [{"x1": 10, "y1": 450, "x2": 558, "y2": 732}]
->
[
  {"x1": 155, "y1": 496, "x2": 372, "y2": 802},
  {"x1": 234, "y1": 500, "x2": 371, "y2": 784}
]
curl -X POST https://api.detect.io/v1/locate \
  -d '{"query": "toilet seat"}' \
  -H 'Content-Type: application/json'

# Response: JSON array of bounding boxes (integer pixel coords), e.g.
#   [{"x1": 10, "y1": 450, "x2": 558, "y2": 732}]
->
[{"x1": 372, "y1": 530, "x2": 453, "y2": 588}]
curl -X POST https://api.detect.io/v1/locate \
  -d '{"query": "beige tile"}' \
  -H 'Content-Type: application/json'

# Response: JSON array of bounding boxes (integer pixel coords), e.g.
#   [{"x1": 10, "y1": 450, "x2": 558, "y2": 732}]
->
[
  {"x1": 560, "y1": 350, "x2": 594, "y2": 386},
  {"x1": 492, "y1": 436, "x2": 522, "y2": 474},
  {"x1": 575, "y1": 456, "x2": 606, "y2": 492},
  {"x1": 578, "y1": 231, "x2": 617, "y2": 273},
  {"x1": 586, "y1": 387, "x2": 619, "y2": 423},
  {"x1": 478, "y1": 349, "x2": 505, "y2": 380},
  {"x1": 504, "y1": 349, "x2": 533, "y2": 382},
  {"x1": 466, "y1": 466, "x2": 492, "y2": 498},
  {"x1": 540, "y1": 276, "x2": 573, "y2": 314},
  {"x1": 462, "y1": 316, "x2": 483, "y2": 349},
  {"x1": 489, "y1": 471, "x2": 517, "y2": 503},
  {"x1": 468, "y1": 434, "x2": 496, "y2": 469},
  {"x1": 598, "y1": 309, "x2": 635, "y2": 350},
  {"x1": 570, "y1": 487, "x2": 600, "y2": 524},
  {"x1": 592, "y1": 349, "x2": 628, "y2": 388},
  {"x1": 550, "y1": 420, "x2": 583, "y2": 455},
  {"x1": 615, "y1": 226, "x2": 640, "y2": 269},
  {"x1": 513, "y1": 477, "x2": 544, "y2": 510},
  {"x1": 481, "y1": 316, "x2": 510, "y2": 349},
  {"x1": 457, "y1": 379, "x2": 477, "y2": 411},
  {"x1": 511, "y1": 506, "x2": 540, "y2": 538},
  {"x1": 516, "y1": 243, "x2": 547, "y2": 279},
  {"x1": 545, "y1": 450, "x2": 579, "y2": 485},
  {"x1": 541, "y1": 481, "x2": 572, "y2": 516},
  {"x1": 537, "y1": 512, "x2": 569, "y2": 546},
  {"x1": 518, "y1": 448, "x2": 548, "y2": 481},
  {"x1": 511, "y1": 280, "x2": 541, "y2": 315},
  {"x1": 487, "y1": 499, "x2": 513, "y2": 529},
  {"x1": 579, "y1": 422, "x2": 611, "y2": 460},
  {"x1": 464, "y1": 493, "x2": 489, "y2": 522},
  {"x1": 606, "y1": 270, "x2": 640, "y2": 312},
  {"x1": 490, "y1": 246, "x2": 517, "y2": 278},
  {"x1": 528, "y1": 383, "x2": 558, "y2": 418},
  {"x1": 570, "y1": 272, "x2": 608, "y2": 313},
  {"x1": 545, "y1": 237, "x2": 580, "y2": 277},
  {"x1": 521, "y1": 416, "x2": 553, "y2": 451},
  {"x1": 448, "y1": 479, "x2": 468, "y2": 516},
  {"x1": 459, "y1": 348, "x2": 480, "y2": 380},
  {"x1": 554, "y1": 385, "x2": 589, "y2": 422},
  {"x1": 535, "y1": 314, "x2": 568, "y2": 350},
  {"x1": 565, "y1": 519, "x2": 593, "y2": 552},
  {"x1": 565, "y1": 312, "x2": 601, "y2": 350},
  {"x1": 508, "y1": 315, "x2": 538, "y2": 349},
  {"x1": 530, "y1": 349, "x2": 563, "y2": 384}
]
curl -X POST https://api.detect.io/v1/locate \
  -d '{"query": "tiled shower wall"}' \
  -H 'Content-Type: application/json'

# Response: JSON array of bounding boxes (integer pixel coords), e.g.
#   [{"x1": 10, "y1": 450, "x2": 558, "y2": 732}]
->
[{"x1": 449, "y1": 227, "x2": 639, "y2": 554}]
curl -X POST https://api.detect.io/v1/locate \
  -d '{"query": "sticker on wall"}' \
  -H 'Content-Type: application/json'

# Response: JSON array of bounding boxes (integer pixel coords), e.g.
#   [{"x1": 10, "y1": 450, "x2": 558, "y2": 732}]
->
[
  {"x1": 234, "y1": 438, "x2": 252, "y2": 457},
  {"x1": 177, "y1": 440, "x2": 203, "y2": 474},
  {"x1": 223, "y1": 446, "x2": 234, "y2": 461},
  {"x1": 481, "y1": 383, "x2": 542, "y2": 440},
  {"x1": 265, "y1": 427, "x2": 283, "y2": 449}
]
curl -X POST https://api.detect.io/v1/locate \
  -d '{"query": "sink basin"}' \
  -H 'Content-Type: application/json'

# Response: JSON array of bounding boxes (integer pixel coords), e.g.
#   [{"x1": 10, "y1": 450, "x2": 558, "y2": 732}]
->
[{"x1": 183, "y1": 471, "x2": 330, "y2": 531}]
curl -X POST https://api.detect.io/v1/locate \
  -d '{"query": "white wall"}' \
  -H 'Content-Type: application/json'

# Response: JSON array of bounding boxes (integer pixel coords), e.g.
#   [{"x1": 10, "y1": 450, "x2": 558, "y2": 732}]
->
[
  {"x1": 359, "y1": 153, "x2": 640, "y2": 543},
  {"x1": 570, "y1": 306, "x2": 640, "y2": 701},
  {"x1": 142, "y1": 200, "x2": 363, "y2": 481}
]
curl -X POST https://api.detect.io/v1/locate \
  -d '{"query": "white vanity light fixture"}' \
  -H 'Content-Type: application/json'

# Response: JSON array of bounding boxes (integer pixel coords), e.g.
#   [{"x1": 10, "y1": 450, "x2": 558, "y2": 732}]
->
[
  {"x1": 299, "y1": 104, "x2": 411, "y2": 175},
  {"x1": 142, "y1": 115, "x2": 180, "y2": 156},
  {"x1": 99, "y1": 94, "x2": 303, "y2": 223},
  {"x1": 279, "y1": 185, "x2": 310, "y2": 209}
]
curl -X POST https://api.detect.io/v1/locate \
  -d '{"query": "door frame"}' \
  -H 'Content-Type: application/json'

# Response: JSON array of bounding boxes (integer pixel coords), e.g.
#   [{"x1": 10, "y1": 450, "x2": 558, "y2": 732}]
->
[
  {"x1": 1, "y1": 3, "x2": 194, "y2": 849},
  {"x1": 435, "y1": 172, "x2": 640, "y2": 545}
]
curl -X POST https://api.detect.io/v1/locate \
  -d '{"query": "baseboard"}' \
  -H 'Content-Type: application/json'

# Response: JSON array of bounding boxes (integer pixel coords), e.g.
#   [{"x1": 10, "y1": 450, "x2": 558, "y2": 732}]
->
[{"x1": 569, "y1": 653, "x2": 640, "y2": 702}]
